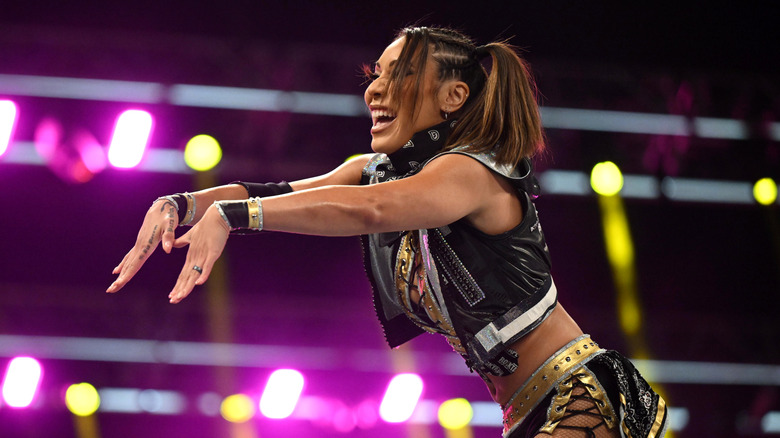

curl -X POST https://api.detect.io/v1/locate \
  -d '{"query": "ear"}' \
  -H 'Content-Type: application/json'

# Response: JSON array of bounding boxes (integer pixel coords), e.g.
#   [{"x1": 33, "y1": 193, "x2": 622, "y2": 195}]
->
[{"x1": 438, "y1": 80, "x2": 470, "y2": 113}]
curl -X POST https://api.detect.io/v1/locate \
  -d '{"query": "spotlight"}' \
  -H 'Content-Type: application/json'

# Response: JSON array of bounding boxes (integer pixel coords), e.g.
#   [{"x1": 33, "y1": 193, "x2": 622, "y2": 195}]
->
[
  {"x1": 2, "y1": 357, "x2": 43, "y2": 408},
  {"x1": 379, "y1": 373, "x2": 423, "y2": 423},
  {"x1": 259, "y1": 369, "x2": 304, "y2": 419},
  {"x1": 65, "y1": 382, "x2": 100, "y2": 416},
  {"x1": 591, "y1": 161, "x2": 624, "y2": 196},
  {"x1": 754, "y1": 178, "x2": 778, "y2": 205},
  {"x1": 438, "y1": 398, "x2": 473, "y2": 430},
  {"x1": 108, "y1": 109, "x2": 153, "y2": 168},
  {"x1": 220, "y1": 394, "x2": 255, "y2": 423},
  {"x1": 0, "y1": 99, "x2": 17, "y2": 157},
  {"x1": 184, "y1": 134, "x2": 222, "y2": 171}
]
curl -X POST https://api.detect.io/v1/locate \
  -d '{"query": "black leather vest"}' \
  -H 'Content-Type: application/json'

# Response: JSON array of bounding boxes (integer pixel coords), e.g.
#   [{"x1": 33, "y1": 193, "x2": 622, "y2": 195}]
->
[{"x1": 361, "y1": 149, "x2": 556, "y2": 371}]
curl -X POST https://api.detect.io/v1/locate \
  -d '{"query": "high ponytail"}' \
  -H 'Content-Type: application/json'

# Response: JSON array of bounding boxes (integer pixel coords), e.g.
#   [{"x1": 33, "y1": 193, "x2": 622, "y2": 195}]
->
[
  {"x1": 390, "y1": 27, "x2": 545, "y2": 169},
  {"x1": 446, "y1": 42, "x2": 545, "y2": 168}
]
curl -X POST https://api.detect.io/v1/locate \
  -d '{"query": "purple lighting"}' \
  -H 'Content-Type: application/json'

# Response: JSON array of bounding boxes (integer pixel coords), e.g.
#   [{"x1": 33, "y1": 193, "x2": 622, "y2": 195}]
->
[
  {"x1": 259, "y1": 369, "x2": 305, "y2": 419},
  {"x1": 379, "y1": 373, "x2": 423, "y2": 423},
  {"x1": 108, "y1": 109, "x2": 153, "y2": 168},
  {"x1": 2, "y1": 357, "x2": 43, "y2": 408},
  {"x1": 0, "y1": 99, "x2": 18, "y2": 157}
]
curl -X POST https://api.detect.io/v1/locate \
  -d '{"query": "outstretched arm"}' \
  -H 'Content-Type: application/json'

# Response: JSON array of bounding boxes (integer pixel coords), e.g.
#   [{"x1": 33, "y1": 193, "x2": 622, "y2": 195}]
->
[
  {"x1": 167, "y1": 153, "x2": 513, "y2": 303},
  {"x1": 106, "y1": 154, "x2": 372, "y2": 294}
]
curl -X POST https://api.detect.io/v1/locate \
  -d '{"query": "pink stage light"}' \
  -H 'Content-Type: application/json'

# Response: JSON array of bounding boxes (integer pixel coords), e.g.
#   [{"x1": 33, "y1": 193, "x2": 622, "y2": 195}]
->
[
  {"x1": 108, "y1": 109, "x2": 153, "y2": 168},
  {"x1": 379, "y1": 373, "x2": 423, "y2": 423},
  {"x1": 2, "y1": 357, "x2": 43, "y2": 408},
  {"x1": 75, "y1": 129, "x2": 107, "y2": 174},
  {"x1": 259, "y1": 369, "x2": 305, "y2": 419},
  {"x1": 355, "y1": 399, "x2": 379, "y2": 429},
  {"x1": 0, "y1": 100, "x2": 18, "y2": 157}
]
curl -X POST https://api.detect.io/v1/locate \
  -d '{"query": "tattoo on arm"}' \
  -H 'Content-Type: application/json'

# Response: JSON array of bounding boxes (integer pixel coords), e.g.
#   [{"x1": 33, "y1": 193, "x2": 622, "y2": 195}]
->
[
  {"x1": 139, "y1": 225, "x2": 159, "y2": 260},
  {"x1": 159, "y1": 200, "x2": 175, "y2": 213},
  {"x1": 167, "y1": 206, "x2": 175, "y2": 232}
]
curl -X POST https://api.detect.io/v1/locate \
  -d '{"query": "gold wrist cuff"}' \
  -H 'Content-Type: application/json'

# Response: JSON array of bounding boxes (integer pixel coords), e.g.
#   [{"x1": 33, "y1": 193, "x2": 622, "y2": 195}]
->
[
  {"x1": 247, "y1": 197, "x2": 263, "y2": 230},
  {"x1": 181, "y1": 192, "x2": 196, "y2": 225}
]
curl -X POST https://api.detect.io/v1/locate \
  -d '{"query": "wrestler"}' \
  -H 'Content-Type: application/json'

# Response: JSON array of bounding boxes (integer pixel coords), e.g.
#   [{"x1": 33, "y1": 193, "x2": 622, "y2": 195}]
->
[{"x1": 108, "y1": 26, "x2": 668, "y2": 437}]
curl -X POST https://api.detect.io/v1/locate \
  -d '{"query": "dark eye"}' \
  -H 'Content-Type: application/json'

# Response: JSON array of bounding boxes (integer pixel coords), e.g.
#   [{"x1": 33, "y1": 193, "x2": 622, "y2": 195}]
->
[{"x1": 361, "y1": 64, "x2": 380, "y2": 83}]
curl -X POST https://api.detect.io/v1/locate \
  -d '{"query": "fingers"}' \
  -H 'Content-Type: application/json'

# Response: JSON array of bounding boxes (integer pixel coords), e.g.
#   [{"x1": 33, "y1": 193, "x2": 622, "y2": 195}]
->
[
  {"x1": 112, "y1": 250, "x2": 132, "y2": 275},
  {"x1": 168, "y1": 258, "x2": 214, "y2": 304},
  {"x1": 168, "y1": 213, "x2": 229, "y2": 303},
  {"x1": 173, "y1": 230, "x2": 192, "y2": 249},
  {"x1": 107, "y1": 250, "x2": 133, "y2": 292},
  {"x1": 161, "y1": 203, "x2": 178, "y2": 254},
  {"x1": 107, "y1": 222, "x2": 164, "y2": 293}
]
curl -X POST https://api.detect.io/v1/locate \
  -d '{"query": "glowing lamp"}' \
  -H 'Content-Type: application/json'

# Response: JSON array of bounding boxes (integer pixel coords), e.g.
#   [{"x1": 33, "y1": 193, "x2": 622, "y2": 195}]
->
[
  {"x1": 108, "y1": 109, "x2": 153, "y2": 168},
  {"x1": 754, "y1": 178, "x2": 778, "y2": 206},
  {"x1": 2, "y1": 357, "x2": 43, "y2": 408},
  {"x1": 220, "y1": 394, "x2": 255, "y2": 423},
  {"x1": 438, "y1": 398, "x2": 473, "y2": 429},
  {"x1": 184, "y1": 134, "x2": 222, "y2": 171},
  {"x1": 0, "y1": 99, "x2": 18, "y2": 157},
  {"x1": 379, "y1": 373, "x2": 423, "y2": 423},
  {"x1": 344, "y1": 153, "x2": 364, "y2": 163},
  {"x1": 591, "y1": 161, "x2": 624, "y2": 196},
  {"x1": 259, "y1": 369, "x2": 304, "y2": 419},
  {"x1": 65, "y1": 382, "x2": 100, "y2": 416}
]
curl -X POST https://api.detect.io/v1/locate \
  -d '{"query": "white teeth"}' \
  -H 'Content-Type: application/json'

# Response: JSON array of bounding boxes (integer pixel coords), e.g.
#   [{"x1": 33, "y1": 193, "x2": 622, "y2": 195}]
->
[{"x1": 371, "y1": 109, "x2": 396, "y2": 119}]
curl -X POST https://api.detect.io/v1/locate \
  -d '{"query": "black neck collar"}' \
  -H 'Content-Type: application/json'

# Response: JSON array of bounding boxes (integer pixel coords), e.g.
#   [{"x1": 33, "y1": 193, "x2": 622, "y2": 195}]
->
[{"x1": 377, "y1": 119, "x2": 458, "y2": 182}]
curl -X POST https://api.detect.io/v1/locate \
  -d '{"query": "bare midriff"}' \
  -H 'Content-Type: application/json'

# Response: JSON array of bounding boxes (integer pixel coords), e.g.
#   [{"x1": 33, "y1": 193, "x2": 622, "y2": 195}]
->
[{"x1": 485, "y1": 304, "x2": 584, "y2": 406}]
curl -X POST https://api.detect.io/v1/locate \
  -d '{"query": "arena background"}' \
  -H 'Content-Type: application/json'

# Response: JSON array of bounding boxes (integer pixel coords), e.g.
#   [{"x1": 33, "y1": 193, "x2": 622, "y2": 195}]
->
[{"x1": 0, "y1": 2, "x2": 778, "y2": 437}]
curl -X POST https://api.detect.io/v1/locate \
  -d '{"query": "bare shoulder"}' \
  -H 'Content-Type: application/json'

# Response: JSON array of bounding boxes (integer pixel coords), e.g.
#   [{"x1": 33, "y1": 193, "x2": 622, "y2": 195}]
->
[{"x1": 422, "y1": 152, "x2": 524, "y2": 235}]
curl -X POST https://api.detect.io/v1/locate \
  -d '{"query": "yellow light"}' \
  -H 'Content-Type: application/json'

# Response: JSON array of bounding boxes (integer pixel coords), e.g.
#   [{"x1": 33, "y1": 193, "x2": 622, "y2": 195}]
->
[
  {"x1": 438, "y1": 398, "x2": 473, "y2": 430},
  {"x1": 344, "y1": 153, "x2": 364, "y2": 162},
  {"x1": 754, "y1": 178, "x2": 778, "y2": 205},
  {"x1": 184, "y1": 134, "x2": 222, "y2": 171},
  {"x1": 220, "y1": 394, "x2": 255, "y2": 423},
  {"x1": 65, "y1": 383, "x2": 100, "y2": 417},
  {"x1": 591, "y1": 161, "x2": 624, "y2": 196}
]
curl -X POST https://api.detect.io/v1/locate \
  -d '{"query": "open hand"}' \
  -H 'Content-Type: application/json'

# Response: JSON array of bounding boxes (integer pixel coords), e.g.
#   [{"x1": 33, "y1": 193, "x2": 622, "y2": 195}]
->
[
  {"x1": 167, "y1": 205, "x2": 230, "y2": 303},
  {"x1": 107, "y1": 199, "x2": 179, "y2": 293}
]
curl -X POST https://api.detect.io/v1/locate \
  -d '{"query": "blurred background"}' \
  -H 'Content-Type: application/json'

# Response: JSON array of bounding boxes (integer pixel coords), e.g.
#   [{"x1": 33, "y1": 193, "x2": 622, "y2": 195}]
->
[{"x1": 1, "y1": 1, "x2": 778, "y2": 437}]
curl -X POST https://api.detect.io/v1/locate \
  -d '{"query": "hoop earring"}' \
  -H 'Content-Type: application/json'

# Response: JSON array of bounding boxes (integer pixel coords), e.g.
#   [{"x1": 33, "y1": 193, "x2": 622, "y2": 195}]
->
[{"x1": 443, "y1": 110, "x2": 449, "y2": 120}]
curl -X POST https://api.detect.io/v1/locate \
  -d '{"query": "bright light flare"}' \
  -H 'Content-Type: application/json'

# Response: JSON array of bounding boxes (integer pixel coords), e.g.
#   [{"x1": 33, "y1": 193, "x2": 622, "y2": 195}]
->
[
  {"x1": 184, "y1": 134, "x2": 222, "y2": 171},
  {"x1": 379, "y1": 373, "x2": 423, "y2": 423},
  {"x1": 0, "y1": 100, "x2": 18, "y2": 157},
  {"x1": 591, "y1": 161, "x2": 624, "y2": 196},
  {"x1": 65, "y1": 382, "x2": 100, "y2": 416},
  {"x1": 438, "y1": 398, "x2": 473, "y2": 429},
  {"x1": 259, "y1": 369, "x2": 304, "y2": 419},
  {"x1": 754, "y1": 178, "x2": 778, "y2": 205},
  {"x1": 220, "y1": 393, "x2": 255, "y2": 423},
  {"x1": 2, "y1": 357, "x2": 43, "y2": 408},
  {"x1": 108, "y1": 109, "x2": 153, "y2": 168}
]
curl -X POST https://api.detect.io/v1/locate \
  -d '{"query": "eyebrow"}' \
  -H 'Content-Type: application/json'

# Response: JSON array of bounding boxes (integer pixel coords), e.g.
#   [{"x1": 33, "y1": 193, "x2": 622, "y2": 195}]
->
[{"x1": 374, "y1": 59, "x2": 398, "y2": 72}]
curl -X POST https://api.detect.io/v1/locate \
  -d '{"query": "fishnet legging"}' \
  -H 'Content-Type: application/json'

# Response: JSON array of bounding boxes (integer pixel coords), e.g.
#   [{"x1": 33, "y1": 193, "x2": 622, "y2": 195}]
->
[{"x1": 534, "y1": 382, "x2": 621, "y2": 438}]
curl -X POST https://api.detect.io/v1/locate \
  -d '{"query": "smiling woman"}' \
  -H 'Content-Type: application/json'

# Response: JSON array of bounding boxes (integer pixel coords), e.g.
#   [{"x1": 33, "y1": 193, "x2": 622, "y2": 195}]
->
[{"x1": 107, "y1": 26, "x2": 668, "y2": 437}]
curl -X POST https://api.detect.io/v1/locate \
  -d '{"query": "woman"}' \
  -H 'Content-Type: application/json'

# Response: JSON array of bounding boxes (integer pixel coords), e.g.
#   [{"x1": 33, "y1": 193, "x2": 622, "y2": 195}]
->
[{"x1": 107, "y1": 27, "x2": 668, "y2": 437}]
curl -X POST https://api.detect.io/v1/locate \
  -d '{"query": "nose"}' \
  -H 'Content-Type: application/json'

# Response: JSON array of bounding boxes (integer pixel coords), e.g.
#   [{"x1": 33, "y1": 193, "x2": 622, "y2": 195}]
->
[{"x1": 365, "y1": 77, "x2": 386, "y2": 102}]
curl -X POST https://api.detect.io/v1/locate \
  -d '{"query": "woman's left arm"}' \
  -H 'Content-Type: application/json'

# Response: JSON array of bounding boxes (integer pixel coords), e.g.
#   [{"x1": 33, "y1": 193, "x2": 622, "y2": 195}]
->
[{"x1": 168, "y1": 154, "x2": 501, "y2": 303}]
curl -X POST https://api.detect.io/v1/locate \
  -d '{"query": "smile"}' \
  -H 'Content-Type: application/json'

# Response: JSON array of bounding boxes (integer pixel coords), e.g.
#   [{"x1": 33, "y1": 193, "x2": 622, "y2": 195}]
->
[{"x1": 371, "y1": 109, "x2": 397, "y2": 133}]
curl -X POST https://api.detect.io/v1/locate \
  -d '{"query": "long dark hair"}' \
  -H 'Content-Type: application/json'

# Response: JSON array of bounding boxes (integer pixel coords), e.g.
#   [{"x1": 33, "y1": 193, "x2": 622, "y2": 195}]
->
[{"x1": 381, "y1": 26, "x2": 545, "y2": 168}]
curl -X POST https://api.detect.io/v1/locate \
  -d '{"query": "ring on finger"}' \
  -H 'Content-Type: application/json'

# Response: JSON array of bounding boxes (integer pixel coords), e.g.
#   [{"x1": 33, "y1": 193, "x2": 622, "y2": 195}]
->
[{"x1": 193, "y1": 265, "x2": 203, "y2": 274}]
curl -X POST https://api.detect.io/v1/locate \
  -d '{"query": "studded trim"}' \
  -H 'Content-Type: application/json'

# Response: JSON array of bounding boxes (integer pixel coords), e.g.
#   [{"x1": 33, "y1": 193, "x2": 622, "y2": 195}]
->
[
  {"x1": 502, "y1": 335, "x2": 601, "y2": 437},
  {"x1": 429, "y1": 228, "x2": 486, "y2": 306}
]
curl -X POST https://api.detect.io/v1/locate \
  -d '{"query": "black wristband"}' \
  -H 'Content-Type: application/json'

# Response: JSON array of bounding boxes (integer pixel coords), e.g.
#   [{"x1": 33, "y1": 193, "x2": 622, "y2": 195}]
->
[
  {"x1": 232, "y1": 181, "x2": 292, "y2": 198},
  {"x1": 221, "y1": 201, "x2": 250, "y2": 229},
  {"x1": 171, "y1": 194, "x2": 188, "y2": 223}
]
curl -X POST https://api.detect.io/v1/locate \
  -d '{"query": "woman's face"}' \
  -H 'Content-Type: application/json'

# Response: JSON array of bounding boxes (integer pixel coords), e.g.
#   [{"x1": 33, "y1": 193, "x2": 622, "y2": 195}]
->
[{"x1": 364, "y1": 37, "x2": 446, "y2": 155}]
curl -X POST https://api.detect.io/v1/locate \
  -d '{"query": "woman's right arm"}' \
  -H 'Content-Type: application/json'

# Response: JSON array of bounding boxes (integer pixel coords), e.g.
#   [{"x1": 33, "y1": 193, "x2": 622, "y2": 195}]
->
[{"x1": 106, "y1": 154, "x2": 372, "y2": 293}]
